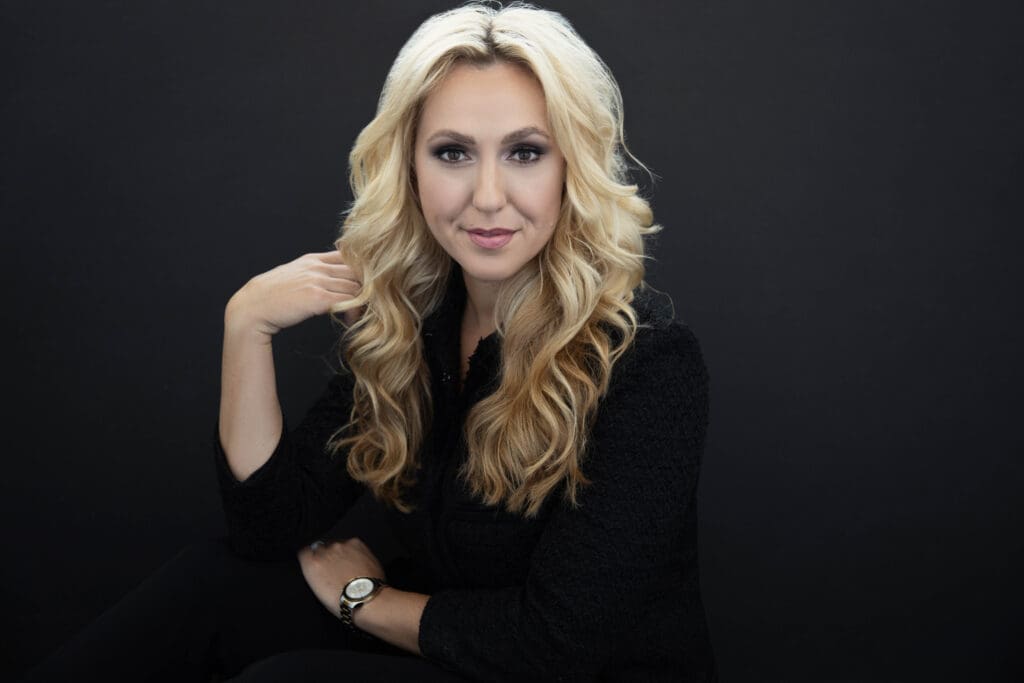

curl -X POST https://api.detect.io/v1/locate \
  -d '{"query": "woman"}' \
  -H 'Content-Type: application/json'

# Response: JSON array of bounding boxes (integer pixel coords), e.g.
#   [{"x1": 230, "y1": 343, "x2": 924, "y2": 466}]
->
[{"x1": 24, "y1": 2, "x2": 715, "y2": 681}]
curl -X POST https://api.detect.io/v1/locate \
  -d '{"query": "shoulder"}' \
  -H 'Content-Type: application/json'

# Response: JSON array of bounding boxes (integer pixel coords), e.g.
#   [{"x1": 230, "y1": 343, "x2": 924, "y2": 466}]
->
[
  {"x1": 616, "y1": 285, "x2": 708, "y2": 394},
  {"x1": 575, "y1": 290, "x2": 710, "y2": 495},
  {"x1": 594, "y1": 287, "x2": 710, "y2": 450}
]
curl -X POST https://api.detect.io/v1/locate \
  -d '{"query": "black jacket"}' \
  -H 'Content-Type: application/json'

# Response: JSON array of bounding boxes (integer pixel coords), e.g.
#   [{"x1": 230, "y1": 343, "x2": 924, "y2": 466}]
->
[{"x1": 214, "y1": 275, "x2": 716, "y2": 682}]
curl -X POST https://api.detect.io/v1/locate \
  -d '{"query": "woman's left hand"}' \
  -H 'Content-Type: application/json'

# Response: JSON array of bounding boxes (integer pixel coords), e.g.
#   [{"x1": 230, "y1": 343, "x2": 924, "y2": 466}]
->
[{"x1": 297, "y1": 537, "x2": 386, "y2": 619}]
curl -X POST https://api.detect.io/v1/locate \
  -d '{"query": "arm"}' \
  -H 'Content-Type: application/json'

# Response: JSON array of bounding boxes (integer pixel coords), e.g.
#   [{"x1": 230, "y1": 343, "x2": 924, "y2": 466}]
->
[
  {"x1": 417, "y1": 323, "x2": 710, "y2": 681},
  {"x1": 214, "y1": 250, "x2": 364, "y2": 559},
  {"x1": 218, "y1": 302, "x2": 282, "y2": 483},
  {"x1": 296, "y1": 535, "x2": 431, "y2": 655},
  {"x1": 354, "y1": 586, "x2": 429, "y2": 654}
]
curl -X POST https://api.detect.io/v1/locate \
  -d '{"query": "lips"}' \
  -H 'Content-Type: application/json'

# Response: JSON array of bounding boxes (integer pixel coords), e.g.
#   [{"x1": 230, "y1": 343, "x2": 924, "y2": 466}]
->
[
  {"x1": 468, "y1": 228, "x2": 515, "y2": 236},
  {"x1": 466, "y1": 227, "x2": 516, "y2": 249}
]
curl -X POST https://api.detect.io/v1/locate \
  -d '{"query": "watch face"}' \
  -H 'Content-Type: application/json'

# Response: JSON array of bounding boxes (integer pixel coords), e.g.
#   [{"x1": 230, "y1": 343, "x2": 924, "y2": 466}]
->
[{"x1": 345, "y1": 577, "x2": 376, "y2": 600}]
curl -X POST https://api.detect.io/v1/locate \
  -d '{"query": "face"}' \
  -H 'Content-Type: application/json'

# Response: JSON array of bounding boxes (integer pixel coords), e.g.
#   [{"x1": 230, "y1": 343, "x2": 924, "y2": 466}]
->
[{"x1": 413, "y1": 60, "x2": 566, "y2": 294}]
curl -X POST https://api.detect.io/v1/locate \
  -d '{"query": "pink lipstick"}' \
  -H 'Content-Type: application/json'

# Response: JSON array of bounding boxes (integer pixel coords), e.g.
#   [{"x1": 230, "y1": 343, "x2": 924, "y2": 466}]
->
[{"x1": 467, "y1": 228, "x2": 515, "y2": 249}]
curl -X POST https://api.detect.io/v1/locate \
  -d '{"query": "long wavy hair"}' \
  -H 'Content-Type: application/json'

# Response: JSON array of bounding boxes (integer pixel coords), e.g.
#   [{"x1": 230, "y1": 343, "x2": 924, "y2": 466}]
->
[{"x1": 329, "y1": 1, "x2": 661, "y2": 516}]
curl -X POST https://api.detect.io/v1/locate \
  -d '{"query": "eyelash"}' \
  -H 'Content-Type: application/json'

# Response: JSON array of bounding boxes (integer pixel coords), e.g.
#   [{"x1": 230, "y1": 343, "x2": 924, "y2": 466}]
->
[{"x1": 432, "y1": 145, "x2": 544, "y2": 165}]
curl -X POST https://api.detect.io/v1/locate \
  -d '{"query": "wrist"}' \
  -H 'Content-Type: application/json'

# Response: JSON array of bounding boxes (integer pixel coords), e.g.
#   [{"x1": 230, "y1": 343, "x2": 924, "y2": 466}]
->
[
  {"x1": 224, "y1": 294, "x2": 276, "y2": 342},
  {"x1": 339, "y1": 576, "x2": 387, "y2": 632},
  {"x1": 347, "y1": 586, "x2": 430, "y2": 655},
  {"x1": 352, "y1": 585, "x2": 393, "y2": 630}
]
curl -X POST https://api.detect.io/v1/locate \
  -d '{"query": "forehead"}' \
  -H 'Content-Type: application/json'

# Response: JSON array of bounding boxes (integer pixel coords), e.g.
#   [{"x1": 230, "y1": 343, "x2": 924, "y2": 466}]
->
[{"x1": 417, "y1": 61, "x2": 550, "y2": 137}]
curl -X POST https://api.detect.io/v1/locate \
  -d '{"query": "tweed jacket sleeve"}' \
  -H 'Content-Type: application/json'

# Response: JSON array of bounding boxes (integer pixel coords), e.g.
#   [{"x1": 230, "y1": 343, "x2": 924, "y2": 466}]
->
[
  {"x1": 417, "y1": 321, "x2": 711, "y2": 681},
  {"x1": 212, "y1": 369, "x2": 364, "y2": 560}
]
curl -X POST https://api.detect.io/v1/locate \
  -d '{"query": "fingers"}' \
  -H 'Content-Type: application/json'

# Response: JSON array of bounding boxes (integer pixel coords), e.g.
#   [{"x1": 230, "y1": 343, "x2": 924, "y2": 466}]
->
[
  {"x1": 319, "y1": 264, "x2": 362, "y2": 287},
  {"x1": 305, "y1": 252, "x2": 362, "y2": 288},
  {"x1": 315, "y1": 249, "x2": 345, "y2": 264},
  {"x1": 318, "y1": 275, "x2": 361, "y2": 297},
  {"x1": 313, "y1": 251, "x2": 361, "y2": 281},
  {"x1": 294, "y1": 252, "x2": 362, "y2": 299},
  {"x1": 342, "y1": 536, "x2": 369, "y2": 550}
]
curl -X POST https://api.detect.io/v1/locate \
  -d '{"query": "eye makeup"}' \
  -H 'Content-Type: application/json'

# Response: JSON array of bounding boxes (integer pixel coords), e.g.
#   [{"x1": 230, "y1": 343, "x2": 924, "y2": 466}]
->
[{"x1": 430, "y1": 144, "x2": 547, "y2": 165}]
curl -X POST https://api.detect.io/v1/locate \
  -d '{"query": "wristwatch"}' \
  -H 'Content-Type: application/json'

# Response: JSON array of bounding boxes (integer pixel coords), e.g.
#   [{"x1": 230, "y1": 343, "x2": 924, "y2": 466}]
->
[{"x1": 339, "y1": 576, "x2": 387, "y2": 629}]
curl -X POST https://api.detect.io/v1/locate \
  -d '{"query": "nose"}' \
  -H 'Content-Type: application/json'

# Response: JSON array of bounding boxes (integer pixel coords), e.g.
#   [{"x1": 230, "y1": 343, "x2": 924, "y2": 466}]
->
[{"x1": 472, "y1": 157, "x2": 506, "y2": 213}]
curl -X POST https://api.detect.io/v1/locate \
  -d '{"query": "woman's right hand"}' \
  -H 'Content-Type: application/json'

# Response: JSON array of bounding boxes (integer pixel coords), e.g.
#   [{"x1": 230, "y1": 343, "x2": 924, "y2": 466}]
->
[{"x1": 225, "y1": 250, "x2": 363, "y2": 337}]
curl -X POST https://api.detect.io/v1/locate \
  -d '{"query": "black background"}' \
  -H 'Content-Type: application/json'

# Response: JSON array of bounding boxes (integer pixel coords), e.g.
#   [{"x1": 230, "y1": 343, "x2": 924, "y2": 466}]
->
[{"x1": 2, "y1": 1, "x2": 1021, "y2": 680}]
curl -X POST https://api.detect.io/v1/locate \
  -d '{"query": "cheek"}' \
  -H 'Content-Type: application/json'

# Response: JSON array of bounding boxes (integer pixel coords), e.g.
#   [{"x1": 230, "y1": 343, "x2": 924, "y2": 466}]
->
[
  {"x1": 416, "y1": 167, "x2": 466, "y2": 220},
  {"x1": 516, "y1": 168, "x2": 564, "y2": 227}
]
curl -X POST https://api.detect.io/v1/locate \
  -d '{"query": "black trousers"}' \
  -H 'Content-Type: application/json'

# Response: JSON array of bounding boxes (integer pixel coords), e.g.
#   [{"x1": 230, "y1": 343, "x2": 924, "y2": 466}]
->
[{"x1": 20, "y1": 538, "x2": 468, "y2": 682}]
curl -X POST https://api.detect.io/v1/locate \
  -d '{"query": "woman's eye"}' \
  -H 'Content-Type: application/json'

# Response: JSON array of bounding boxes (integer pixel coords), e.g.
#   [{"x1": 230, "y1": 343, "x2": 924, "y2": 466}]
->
[
  {"x1": 433, "y1": 145, "x2": 543, "y2": 164},
  {"x1": 511, "y1": 146, "x2": 542, "y2": 163},
  {"x1": 436, "y1": 147, "x2": 467, "y2": 163}
]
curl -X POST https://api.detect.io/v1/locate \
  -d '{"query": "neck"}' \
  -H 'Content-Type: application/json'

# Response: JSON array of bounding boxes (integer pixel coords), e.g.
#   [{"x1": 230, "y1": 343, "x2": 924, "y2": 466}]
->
[{"x1": 461, "y1": 272, "x2": 498, "y2": 339}]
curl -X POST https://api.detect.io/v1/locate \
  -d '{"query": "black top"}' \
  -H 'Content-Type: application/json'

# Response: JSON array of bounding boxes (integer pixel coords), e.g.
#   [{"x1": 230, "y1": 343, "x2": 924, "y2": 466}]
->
[{"x1": 214, "y1": 274, "x2": 717, "y2": 682}]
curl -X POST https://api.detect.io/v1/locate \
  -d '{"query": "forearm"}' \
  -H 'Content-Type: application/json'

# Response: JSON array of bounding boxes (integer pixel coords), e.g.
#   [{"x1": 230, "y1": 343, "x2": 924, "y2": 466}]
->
[
  {"x1": 353, "y1": 587, "x2": 430, "y2": 655},
  {"x1": 218, "y1": 297, "x2": 283, "y2": 482}
]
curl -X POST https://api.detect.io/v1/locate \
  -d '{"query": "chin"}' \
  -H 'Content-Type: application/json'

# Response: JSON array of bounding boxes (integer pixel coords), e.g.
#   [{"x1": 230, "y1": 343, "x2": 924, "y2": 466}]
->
[
  {"x1": 461, "y1": 267, "x2": 515, "y2": 284},
  {"x1": 457, "y1": 260, "x2": 522, "y2": 285}
]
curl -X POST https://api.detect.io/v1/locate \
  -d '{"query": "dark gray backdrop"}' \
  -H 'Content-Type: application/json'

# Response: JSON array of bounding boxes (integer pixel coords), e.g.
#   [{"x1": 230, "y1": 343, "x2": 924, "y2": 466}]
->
[{"x1": 2, "y1": 1, "x2": 1021, "y2": 680}]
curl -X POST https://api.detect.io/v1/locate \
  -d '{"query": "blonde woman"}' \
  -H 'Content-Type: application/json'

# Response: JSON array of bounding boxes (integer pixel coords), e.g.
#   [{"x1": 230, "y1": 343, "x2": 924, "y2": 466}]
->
[{"x1": 23, "y1": 3, "x2": 715, "y2": 681}]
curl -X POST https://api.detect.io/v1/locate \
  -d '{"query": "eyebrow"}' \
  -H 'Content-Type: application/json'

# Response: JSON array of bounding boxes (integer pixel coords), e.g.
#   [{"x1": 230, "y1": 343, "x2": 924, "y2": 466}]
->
[{"x1": 425, "y1": 126, "x2": 551, "y2": 146}]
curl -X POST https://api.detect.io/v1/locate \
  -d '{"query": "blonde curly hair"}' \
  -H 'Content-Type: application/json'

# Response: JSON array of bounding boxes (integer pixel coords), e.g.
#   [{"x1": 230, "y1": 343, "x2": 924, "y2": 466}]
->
[{"x1": 330, "y1": 1, "x2": 661, "y2": 516}]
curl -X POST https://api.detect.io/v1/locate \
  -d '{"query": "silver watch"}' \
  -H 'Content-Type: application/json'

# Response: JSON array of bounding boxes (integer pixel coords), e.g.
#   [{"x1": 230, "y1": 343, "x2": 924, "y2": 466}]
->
[{"x1": 339, "y1": 576, "x2": 387, "y2": 629}]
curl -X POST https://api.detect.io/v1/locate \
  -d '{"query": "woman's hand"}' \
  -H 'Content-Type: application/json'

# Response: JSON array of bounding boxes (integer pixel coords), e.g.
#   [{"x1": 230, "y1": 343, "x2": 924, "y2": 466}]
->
[
  {"x1": 297, "y1": 537, "x2": 387, "y2": 620},
  {"x1": 226, "y1": 250, "x2": 363, "y2": 338}
]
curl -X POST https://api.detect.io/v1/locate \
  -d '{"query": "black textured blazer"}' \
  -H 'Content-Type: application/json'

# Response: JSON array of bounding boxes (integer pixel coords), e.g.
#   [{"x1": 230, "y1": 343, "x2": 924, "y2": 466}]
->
[{"x1": 214, "y1": 274, "x2": 717, "y2": 682}]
